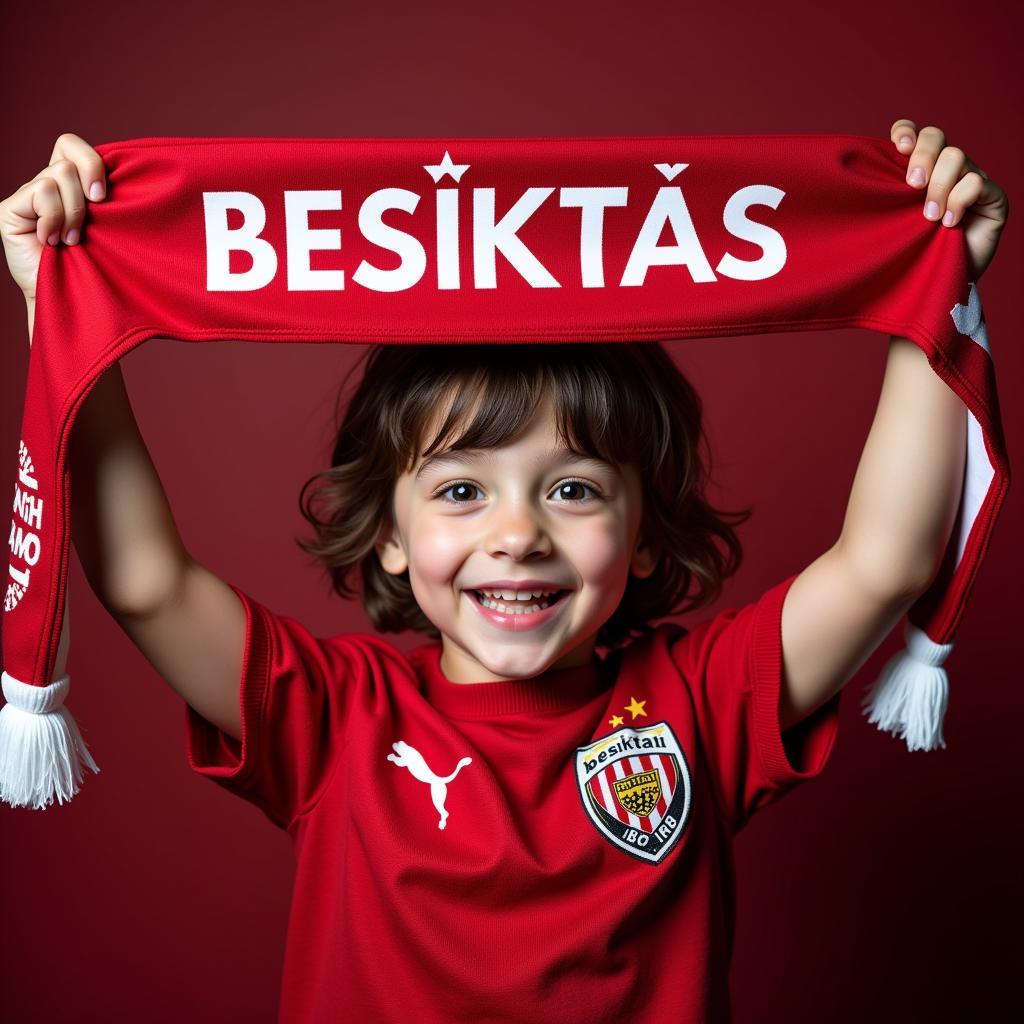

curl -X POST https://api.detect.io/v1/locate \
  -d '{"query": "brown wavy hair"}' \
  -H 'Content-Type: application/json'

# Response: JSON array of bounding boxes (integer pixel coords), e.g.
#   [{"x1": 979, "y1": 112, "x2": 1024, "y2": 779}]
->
[{"x1": 295, "y1": 342, "x2": 751, "y2": 652}]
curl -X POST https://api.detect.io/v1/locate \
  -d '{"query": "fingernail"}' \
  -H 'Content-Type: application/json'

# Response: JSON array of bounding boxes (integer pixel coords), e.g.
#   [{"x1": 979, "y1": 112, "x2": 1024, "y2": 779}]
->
[
  {"x1": 909, "y1": 167, "x2": 926, "y2": 186},
  {"x1": 65, "y1": 228, "x2": 79, "y2": 245},
  {"x1": 47, "y1": 231, "x2": 59, "y2": 246},
  {"x1": 942, "y1": 210, "x2": 955, "y2": 227},
  {"x1": 899, "y1": 135, "x2": 914, "y2": 149},
  {"x1": 924, "y1": 200, "x2": 940, "y2": 220},
  {"x1": 89, "y1": 181, "x2": 104, "y2": 201}
]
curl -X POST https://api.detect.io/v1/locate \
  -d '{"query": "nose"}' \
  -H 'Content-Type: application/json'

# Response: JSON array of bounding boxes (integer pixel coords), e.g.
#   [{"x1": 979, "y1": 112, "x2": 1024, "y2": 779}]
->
[{"x1": 483, "y1": 499, "x2": 553, "y2": 560}]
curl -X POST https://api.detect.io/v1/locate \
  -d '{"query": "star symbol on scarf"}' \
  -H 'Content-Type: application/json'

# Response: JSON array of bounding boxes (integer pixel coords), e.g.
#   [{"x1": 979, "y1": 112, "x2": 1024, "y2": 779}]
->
[
  {"x1": 624, "y1": 696, "x2": 648, "y2": 719},
  {"x1": 424, "y1": 150, "x2": 470, "y2": 184},
  {"x1": 608, "y1": 714, "x2": 625, "y2": 728},
  {"x1": 654, "y1": 162, "x2": 688, "y2": 182}
]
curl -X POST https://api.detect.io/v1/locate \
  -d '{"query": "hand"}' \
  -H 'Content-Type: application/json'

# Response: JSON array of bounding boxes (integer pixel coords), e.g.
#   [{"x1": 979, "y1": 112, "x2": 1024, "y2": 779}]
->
[
  {"x1": 890, "y1": 119, "x2": 1009, "y2": 281},
  {"x1": 0, "y1": 132, "x2": 108, "y2": 304}
]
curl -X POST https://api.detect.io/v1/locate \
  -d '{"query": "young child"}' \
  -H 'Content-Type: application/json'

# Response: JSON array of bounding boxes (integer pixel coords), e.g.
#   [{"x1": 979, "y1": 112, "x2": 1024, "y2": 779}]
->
[{"x1": 0, "y1": 122, "x2": 1007, "y2": 1022}]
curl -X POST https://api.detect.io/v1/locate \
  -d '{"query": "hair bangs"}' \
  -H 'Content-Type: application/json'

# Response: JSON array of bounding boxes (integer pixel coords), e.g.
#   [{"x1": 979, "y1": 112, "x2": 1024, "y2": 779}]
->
[{"x1": 402, "y1": 345, "x2": 662, "y2": 480}]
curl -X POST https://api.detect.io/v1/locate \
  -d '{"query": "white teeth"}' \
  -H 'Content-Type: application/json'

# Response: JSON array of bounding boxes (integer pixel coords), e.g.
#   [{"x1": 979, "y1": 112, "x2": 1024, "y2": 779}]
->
[
  {"x1": 473, "y1": 590, "x2": 564, "y2": 615},
  {"x1": 481, "y1": 596, "x2": 545, "y2": 614},
  {"x1": 479, "y1": 588, "x2": 558, "y2": 601}
]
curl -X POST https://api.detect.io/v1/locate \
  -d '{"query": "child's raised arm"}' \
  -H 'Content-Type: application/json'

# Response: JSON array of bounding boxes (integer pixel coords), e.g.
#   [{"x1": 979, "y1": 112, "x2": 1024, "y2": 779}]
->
[
  {"x1": 3, "y1": 134, "x2": 247, "y2": 741},
  {"x1": 774, "y1": 119, "x2": 1008, "y2": 733},
  {"x1": 777, "y1": 332, "x2": 965, "y2": 730},
  {"x1": 63, "y1": 344, "x2": 246, "y2": 743}
]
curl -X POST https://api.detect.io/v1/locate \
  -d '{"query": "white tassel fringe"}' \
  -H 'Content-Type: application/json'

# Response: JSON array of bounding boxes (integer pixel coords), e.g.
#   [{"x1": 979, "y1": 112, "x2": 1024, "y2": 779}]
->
[
  {"x1": 860, "y1": 621, "x2": 953, "y2": 752},
  {"x1": 0, "y1": 670, "x2": 100, "y2": 809}
]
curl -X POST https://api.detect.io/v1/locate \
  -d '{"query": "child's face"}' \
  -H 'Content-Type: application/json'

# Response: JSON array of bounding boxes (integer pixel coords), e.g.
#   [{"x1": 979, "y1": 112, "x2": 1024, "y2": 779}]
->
[{"x1": 376, "y1": 394, "x2": 658, "y2": 683}]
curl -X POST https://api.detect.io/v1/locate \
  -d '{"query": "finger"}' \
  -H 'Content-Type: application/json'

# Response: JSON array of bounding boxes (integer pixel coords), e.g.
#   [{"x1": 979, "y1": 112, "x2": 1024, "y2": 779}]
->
[
  {"x1": 49, "y1": 132, "x2": 107, "y2": 204},
  {"x1": 940, "y1": 171, "x2": 986, "y2": 228},
  {"x1": 891, "y1": 118, "x2": 917, "y2": 153},
  {"x1": 906, "y1": 124, "x2": 947, "y2": 189},
  {"x1": 30, "y1": 159, "x2": 87, "y2": 245},
  {"x1": 19, "y1": 176, "x2": 66, "y2": 247},
  {"x1": 922, "y1": 146, "x2": 968, "y2": 222}
]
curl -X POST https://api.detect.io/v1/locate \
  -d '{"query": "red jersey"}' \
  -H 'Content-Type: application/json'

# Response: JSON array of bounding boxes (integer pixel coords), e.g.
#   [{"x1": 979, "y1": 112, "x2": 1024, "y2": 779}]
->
[{"x1": 185, "y1": 571, "x2": 840, "y2": 1022}]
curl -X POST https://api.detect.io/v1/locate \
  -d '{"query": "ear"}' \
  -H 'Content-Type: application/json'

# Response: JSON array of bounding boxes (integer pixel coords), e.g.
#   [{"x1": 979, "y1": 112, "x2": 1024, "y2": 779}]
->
[
  {"x1": 629, "y1": 532, "x2": 659, "y2": 580},
  {"x1": 375, "y1": 520, "x2": 409, "y2": 577}
]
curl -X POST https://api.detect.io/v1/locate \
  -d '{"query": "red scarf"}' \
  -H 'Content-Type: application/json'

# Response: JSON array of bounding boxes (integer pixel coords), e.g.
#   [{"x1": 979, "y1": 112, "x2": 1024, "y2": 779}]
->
[{"x1": 1, "y1": 133, "x2": 1008, "y2": 808}]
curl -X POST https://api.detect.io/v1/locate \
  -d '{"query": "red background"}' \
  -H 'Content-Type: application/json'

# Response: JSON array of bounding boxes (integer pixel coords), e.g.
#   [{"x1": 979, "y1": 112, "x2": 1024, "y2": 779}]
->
[{"x1": 1, "y1": 2, "x2": 1020, "y2": 1020}]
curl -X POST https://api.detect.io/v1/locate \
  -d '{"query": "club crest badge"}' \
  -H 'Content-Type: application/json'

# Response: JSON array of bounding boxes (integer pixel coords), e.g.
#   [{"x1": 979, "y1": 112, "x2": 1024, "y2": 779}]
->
[{"x1": 574, "y1": 720, "x2": 691, "y2": 865}]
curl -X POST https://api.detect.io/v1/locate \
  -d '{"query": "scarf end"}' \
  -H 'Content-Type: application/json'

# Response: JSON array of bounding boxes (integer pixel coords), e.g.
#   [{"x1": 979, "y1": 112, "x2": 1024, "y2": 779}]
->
[
  {"x1": 860, "y1": 620, "x2": 953, "y2": 752},
  {"x1": 0, "y1": 671, "x2": 100, "y2": 809}
]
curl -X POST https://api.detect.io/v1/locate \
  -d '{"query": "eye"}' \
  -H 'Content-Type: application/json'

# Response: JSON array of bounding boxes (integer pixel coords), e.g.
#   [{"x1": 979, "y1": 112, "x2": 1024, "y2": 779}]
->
[
  {"x1": 434, "y1": 480, "x2": 484, "y2": 504},
  {"x1": 550, "y1": 478, "x2": 603, "y2": 503}
]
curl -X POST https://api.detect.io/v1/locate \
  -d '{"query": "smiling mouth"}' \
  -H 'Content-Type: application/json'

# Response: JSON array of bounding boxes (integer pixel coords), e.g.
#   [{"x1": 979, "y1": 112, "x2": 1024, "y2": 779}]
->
[{"x1": 467, "y1": 589, "x2": 571, "y2": 614}]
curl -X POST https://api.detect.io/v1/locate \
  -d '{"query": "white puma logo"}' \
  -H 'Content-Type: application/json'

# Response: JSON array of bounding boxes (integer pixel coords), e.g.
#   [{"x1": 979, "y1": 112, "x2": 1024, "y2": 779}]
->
[{"x1": 386, "y1": 740, "x2": 473, "y2": 830}]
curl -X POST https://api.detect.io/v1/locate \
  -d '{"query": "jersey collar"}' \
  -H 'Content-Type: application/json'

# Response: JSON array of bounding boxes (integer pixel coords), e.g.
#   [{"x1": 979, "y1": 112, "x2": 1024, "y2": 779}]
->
[{"x1": 409, "y1": 643, "x2": 611, "y2": 718}]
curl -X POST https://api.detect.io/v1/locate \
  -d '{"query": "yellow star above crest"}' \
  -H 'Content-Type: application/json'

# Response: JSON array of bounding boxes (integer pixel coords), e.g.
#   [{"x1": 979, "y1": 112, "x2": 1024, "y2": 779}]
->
[
  {"x1": 624, "y1": 696, "x2": 648, "y2": 719},
  {"x1": 608, "y1": 714, "x2": 624, "y2": 728}
]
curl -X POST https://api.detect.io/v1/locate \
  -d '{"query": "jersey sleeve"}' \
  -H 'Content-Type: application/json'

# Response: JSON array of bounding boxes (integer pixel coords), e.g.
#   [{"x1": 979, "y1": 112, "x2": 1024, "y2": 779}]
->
[
  {"x1": 183, "y1": 581, "x2": 371, "y2": 831},
  {"x1": 667, "y1": 572, "x2": 841, "y2": 835}
]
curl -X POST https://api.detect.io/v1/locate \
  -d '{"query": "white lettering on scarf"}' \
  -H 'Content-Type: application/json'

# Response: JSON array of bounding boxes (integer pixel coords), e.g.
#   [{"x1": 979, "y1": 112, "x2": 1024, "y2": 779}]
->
[{"x1": 202, "y1": 180, "x2": 787, "y2": 292}]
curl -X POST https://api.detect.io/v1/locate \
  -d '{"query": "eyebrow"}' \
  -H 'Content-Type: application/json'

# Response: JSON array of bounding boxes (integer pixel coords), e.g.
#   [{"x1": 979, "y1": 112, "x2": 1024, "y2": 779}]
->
[{"x1": 414, "y1": 448, "x2": 616, "y2": 481}]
